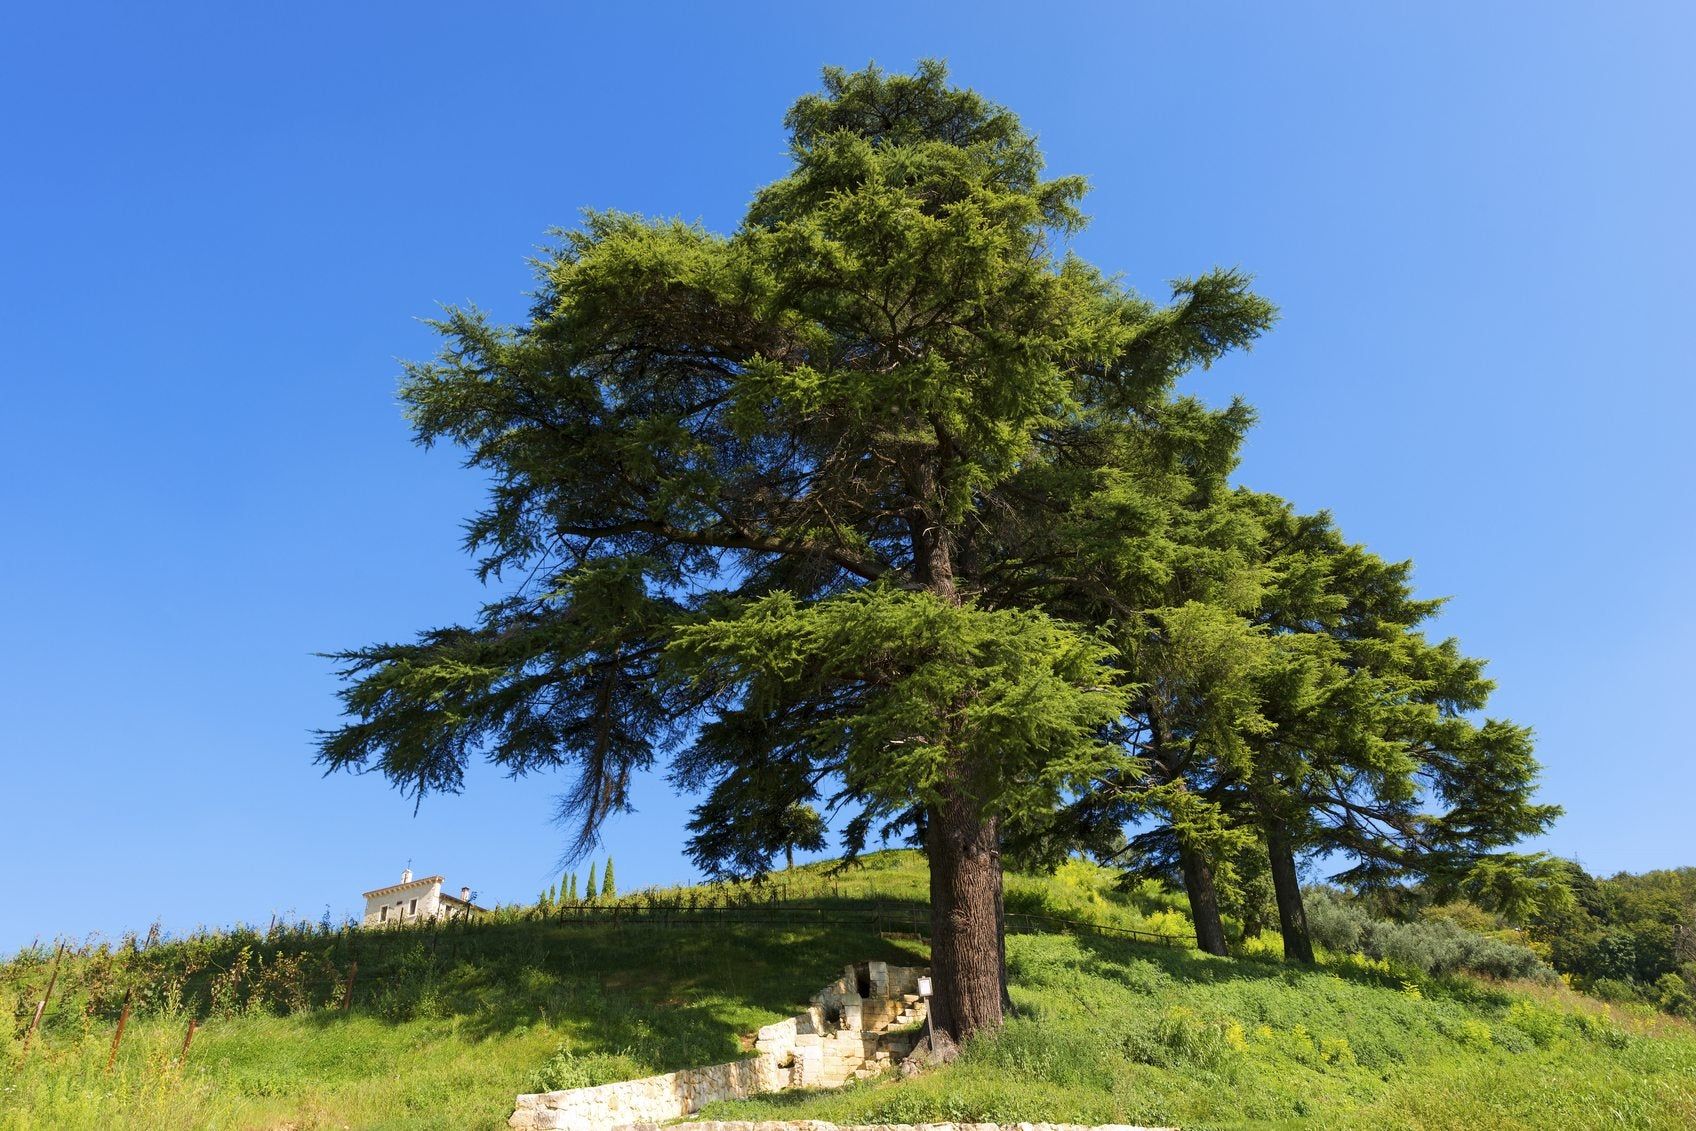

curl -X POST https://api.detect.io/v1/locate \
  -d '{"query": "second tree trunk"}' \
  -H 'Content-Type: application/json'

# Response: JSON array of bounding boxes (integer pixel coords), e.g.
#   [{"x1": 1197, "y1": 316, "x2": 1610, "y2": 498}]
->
[
  {"x1": 1264, "y1": 818, "x2": 1315, "y2": 964},
  {"x1": 1177, "y1": 840, "x2": 1230, "y2": 956}
]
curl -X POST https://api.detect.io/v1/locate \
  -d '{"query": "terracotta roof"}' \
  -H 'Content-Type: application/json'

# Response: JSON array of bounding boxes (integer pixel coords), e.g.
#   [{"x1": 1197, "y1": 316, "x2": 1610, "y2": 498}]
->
[{"x1": 361, "y1": 875, "x2": 444, "y2": 899}]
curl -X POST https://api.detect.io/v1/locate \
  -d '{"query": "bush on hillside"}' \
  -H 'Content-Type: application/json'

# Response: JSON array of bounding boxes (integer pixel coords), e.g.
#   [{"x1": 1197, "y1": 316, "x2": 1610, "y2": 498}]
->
[
  {"x1": 526, "y1": 1045, "x2": 645, "y2": 1092},
  {"x1": 1655, "y1": 971, "x2": 1696, "y2": 1017},
  {"x1": 1304, "y1": 889, "x2": 1554, "y2": 982}
]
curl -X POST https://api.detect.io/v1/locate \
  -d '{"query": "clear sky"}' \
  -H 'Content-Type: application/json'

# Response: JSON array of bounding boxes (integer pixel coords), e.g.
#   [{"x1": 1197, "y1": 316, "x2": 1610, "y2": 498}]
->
[{"x1": 3, "y1": 2, "x2": 1691, "y2": 951}]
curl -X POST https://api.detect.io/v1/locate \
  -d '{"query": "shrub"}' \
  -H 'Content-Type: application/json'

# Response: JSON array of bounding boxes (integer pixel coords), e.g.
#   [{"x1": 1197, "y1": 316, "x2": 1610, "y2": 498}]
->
[
  {"x1": 1505, "y1": 1000, "x2": 1566, "y2": 1048},
  {"x1": 1303, "y1": 890, "x2": 1554, "y2": 982},
  {"x1": 1305, "y1": 892, "x2": 1366, "y2": 953},
  {"x1": 1587, "y1": 977, "x2": 1645, "y2": 1004},
  {"x1": 1566, "y1": 1010, "x2": 1631, "y2": 1050},
  {"x1": 1654, "y1": 972, "x2": 1696, "y2": 1018},
  {"x1": 1124, "y1": 1005, "x2": 1235, "y2": 1070},
  {"x1": 1452, "y1": 1018, "x2": 1495, "y2": 1050},
  {"x1": 1319, "y1": 1036, "x2": 1357, "y2": 1066},
  {"x1": 526, "y1": 1045, "x2": 646, "y2": 1092},
  {"x1": 1235, "y1": 933, "x2": 1284, "y2": 963}
]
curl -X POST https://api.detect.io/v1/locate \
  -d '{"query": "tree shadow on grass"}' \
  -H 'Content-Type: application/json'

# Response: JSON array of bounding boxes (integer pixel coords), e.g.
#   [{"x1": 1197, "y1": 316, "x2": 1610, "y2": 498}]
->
[
  {"x1": 1058, "y1": 929, "x2": 1521, "y2": 1010},
  {"x1": 301, "y1": 920, "x2": 929, "y2": 1070}
]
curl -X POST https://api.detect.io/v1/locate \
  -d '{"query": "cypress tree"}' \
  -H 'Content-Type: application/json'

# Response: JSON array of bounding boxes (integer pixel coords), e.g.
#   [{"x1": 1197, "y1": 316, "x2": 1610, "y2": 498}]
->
[
  {"x1": 585, "y1": 862, "x2": 598, "y2": 904},
  {"x1": 602, "y1": 857, "x2": 616, "y2": 900}
]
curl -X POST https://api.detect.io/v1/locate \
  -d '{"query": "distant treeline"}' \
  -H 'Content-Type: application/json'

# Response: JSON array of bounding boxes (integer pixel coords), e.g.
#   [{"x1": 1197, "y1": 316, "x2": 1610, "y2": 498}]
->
[{"x1": 1528, "y1": 862, "x2": 1695, "y2": 1016}]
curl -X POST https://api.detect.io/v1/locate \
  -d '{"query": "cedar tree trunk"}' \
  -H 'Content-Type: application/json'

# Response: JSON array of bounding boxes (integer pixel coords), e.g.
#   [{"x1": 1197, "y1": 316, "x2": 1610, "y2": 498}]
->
[
  {"x1": 926, "y1": 793, "x2": 1006, "y2": 1041},
  {"x1": 1177, "y1": 840, "x2": 1231, "y2": 956},
  {"x1": 1264, "y1": 818, "x2": 1315, "y2": 964},
  {"x1": 910, "y1": 488, "x2": 1008, "y2": 1039}
]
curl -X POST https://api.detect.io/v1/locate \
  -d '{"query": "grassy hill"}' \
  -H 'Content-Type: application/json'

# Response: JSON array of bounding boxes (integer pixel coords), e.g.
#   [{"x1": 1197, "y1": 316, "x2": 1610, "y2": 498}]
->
[{"x1": 4, "y1": 851, "x2": 1694, "y2": 1130}]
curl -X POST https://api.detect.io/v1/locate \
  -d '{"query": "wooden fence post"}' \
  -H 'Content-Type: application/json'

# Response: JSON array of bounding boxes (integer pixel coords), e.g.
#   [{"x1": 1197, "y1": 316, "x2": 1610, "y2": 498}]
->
[
  {"x1": 179, "y1": 1018, "x2": 198, "y2": 1062},
  {"x1": 341, "y1": 961, "x2": 359, "y2": 1011},
  {"x1": 20, "y1": 941, "x2": 66, "y2": 1054},
  {"x1": 106, "y1": 987, "x2": 133, "y2": 1072}
]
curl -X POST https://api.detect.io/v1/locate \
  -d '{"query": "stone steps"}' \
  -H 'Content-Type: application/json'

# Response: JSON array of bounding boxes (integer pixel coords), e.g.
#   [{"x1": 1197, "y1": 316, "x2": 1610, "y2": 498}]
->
[
  {"x1": 517, "y1": 963, "x2": 943, "y2": 1128},
  {"x1": 870, "y1": 1004, "x2": 926, "y2": 1033}
]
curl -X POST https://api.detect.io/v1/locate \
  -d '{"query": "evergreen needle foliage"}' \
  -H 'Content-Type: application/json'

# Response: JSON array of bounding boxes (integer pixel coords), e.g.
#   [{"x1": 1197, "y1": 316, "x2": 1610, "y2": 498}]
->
[{"x1": 315, "y1": 60, "x2": 1553, "y2": 1037}]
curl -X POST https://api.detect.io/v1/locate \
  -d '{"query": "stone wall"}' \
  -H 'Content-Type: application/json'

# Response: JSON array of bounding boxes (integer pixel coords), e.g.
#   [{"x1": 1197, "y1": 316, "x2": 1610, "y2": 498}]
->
[
  {"x1": 510, "y1": 963, "x2": 931, "y2": 1131},
  {"x1": 509, "y1": 1057, "x2": 784, "y2": 1131}
]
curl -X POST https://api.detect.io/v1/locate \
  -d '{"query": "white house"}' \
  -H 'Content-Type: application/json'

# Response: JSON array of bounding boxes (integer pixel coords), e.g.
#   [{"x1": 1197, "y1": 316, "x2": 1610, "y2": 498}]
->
[{"x1": 361, "y1": 868, "x2": 484, "y2": 927}]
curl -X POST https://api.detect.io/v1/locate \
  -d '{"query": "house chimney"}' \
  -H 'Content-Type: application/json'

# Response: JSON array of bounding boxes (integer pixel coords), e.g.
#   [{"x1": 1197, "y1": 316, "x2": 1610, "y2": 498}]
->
[
  {"x1": 460, "y1": 886, "x2": 472, "y2": 902},
  {"x1": 401, "y1": 867, "x2": 413, "y2": 883}
]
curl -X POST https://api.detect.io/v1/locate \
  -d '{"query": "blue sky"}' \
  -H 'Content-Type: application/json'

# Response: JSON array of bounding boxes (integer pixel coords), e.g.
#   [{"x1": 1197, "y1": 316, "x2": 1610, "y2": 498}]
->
[{"x1": 2, "y1": 2, "x2": 1691, "y2": 951}]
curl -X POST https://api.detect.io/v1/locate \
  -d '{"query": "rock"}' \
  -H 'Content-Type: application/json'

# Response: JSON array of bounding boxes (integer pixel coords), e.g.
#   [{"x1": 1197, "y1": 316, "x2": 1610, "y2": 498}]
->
[{"x1": 898, "y1": 1031, "x2": 960, "y2": 1078}]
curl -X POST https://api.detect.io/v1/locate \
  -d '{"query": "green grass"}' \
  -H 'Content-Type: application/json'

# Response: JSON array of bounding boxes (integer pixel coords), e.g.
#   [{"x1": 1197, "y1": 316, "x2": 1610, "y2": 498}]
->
[
  {"x1": 702, "y1": 931, "x2": 1696, "y2": 1130},
  {"x1": 760, "y1": 848, "x2": 1194, "y2": 938},
  {"x1": 5, "y1": 851, "x2": 1694, "y2": 1130},
  {"x1": 2, "y1": 920, "x2": 922, "y2": 1130}
]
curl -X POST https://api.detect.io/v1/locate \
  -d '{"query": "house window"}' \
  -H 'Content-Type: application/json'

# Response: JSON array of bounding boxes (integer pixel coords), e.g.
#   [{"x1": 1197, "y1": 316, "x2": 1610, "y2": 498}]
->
[
  {"x1": 380, "y1": 906, "x2": 388, "y2": 922},
  {"x1": 409, "y1": 898, "x2": 417, "y2": 914}
]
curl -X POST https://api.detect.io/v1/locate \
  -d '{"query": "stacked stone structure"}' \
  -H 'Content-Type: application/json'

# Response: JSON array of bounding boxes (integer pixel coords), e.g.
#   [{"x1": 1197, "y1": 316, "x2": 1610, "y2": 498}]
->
[
  {"x1": 509, "y1": 962, "x2": 929, "y2": 1131},
  {"x1": 754, "y1": 960, "x2": 929, "y2": 1086}
]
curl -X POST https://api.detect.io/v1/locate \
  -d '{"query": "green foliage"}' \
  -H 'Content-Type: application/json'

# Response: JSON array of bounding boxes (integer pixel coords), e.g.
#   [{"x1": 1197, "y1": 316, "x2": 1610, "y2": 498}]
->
[
  {"x1": 1057, "y1": 487, "x2": 1559, "y2": 967},
  {"x1": 669, "y1": 587, "x2": 1129, "y2": 823},
  {"x1": 1123, "y1": 1005, "x2": 1237, "y2": 1070},
  {"x1": 526, "y1": 1046, "x2": 643, "y2": 1092},
  {"x1": 1655, "y1": 973, "x2": 1696, "y2": 1018},
  {"x1": 314, "y1": 63, "x2": 1276, "y2": 955},
  {"x1": 1526, "y1": 862, "x2": 1696, "y2": 1015},
  {"x1": 585, "y1": 863, "x2": 598, "y2": 905},
  {"x1": 308, "y1": 58, "x2": 1561, "y2": 1041},
  {"x1": 2, "y1": 897, "x2": 923, "y2": 1130},
  {"x1": 703, "y1": 931, "x2": 1696, "y2": 1130},
  {"x1": 601, "y1": 858, "x2": 616, "y2": 901},
  {"x1": 5, "y1": 857, "x2": 1695, "y2": 1129},
  {"x1": 1456, "y1": 852, "x2": 1577, "y2": 922},
  {"x1": 1303, "y1": 889, "x2": 1553, "y2": 981}
]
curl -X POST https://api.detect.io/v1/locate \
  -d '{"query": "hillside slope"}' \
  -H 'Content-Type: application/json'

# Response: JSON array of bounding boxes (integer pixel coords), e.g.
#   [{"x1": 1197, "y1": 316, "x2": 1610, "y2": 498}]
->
[
  {"x1": 4, "y1": 852, "x2": 1693, "y2": 1130},
  {"x1": 706, "y1": 929, "x2": 1696, "y2": 1129}
]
